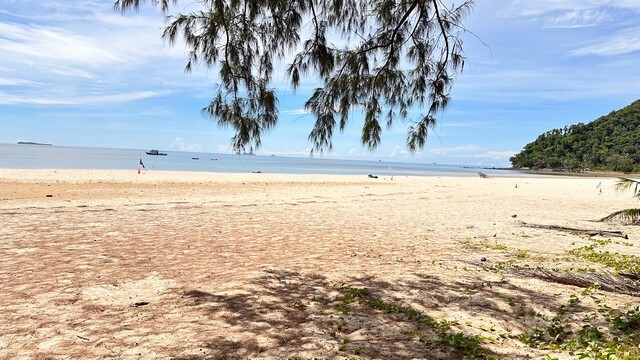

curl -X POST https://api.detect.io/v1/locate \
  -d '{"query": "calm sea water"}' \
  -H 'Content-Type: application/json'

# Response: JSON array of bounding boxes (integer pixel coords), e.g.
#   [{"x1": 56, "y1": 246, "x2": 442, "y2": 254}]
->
[{"x1": 0, "y1": 143, "x2": 521, "y2": 177}]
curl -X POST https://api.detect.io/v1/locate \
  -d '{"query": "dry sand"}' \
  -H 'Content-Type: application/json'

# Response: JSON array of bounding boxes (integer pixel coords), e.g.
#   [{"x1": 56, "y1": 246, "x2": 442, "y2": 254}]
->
[{"x1": 1, "y1": 169, "x2": 639, "y2": 359}]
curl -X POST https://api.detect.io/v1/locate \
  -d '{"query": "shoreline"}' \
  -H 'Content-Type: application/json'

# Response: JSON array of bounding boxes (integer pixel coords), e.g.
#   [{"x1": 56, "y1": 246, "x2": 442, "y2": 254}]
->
[
  {"x1": 0, "y1": 167, "x2": 616, "y2": 184},
  {"x1": 505, "y1": 167, "x2": 639, "y2": 178},
  {"x1": 523, "y1": 169, "x2": 638, "y2": 178}
]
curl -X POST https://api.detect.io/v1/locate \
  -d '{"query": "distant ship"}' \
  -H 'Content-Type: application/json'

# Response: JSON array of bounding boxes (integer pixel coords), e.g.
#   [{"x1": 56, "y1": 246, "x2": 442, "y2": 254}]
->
[
  {"x1": 17, "y1": 141, "x2": 52, "y2": 146},
  {"x1": 146, "y1": 149, "x2": 167, "y2": 156}
]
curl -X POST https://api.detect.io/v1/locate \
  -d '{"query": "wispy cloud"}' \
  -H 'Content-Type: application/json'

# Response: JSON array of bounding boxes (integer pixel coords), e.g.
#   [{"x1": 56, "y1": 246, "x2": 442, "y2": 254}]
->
[
  {"x1": 426, "y1": 145, "x2": 515, "y2": 165},
  {"x1": 0, "y1": 22, "x2": 126, "y2": 67},
  {"x1": 428, "y1": 144, "x2": 480, "y2": 156},
  {"x1": 281, "y1": 108, "x2": 310, "y2": 115},
  {"x1": 573, "y1": 27, "x2": 640, "y2": 56},
  {"x1": 468, "y1": 150, "x2": 516, "y2": 161},
  {"x1": 0, "y1": 90, "x2": 166, "y2": 105},
  {"x1": 48, "y1": 66, "x2": 97, "y2": 80},
  {"x1": 543, "y1": 9, "x2": 611, "y2": 28},
  {"x1": 0, "y1": 92, "x2": 77, "y2": 105},
  {"x1": 0, "y1": 77, "x2": 44, "y2": 86},
  {"x1": 506, "y1": 0, "x2": 640, "y2": 17}
]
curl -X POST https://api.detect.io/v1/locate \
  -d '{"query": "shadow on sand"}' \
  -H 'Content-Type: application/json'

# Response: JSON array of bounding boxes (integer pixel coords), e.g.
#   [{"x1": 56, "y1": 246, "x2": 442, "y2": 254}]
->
[{"x1": 170, "y1": 268, "x2": 582, "y2": 359}]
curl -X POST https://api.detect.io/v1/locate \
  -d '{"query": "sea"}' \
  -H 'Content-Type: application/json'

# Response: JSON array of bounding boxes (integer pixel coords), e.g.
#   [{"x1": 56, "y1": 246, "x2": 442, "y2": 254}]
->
[{"x1": 0, "y1": 143, "x2": 523, "y2": 177}]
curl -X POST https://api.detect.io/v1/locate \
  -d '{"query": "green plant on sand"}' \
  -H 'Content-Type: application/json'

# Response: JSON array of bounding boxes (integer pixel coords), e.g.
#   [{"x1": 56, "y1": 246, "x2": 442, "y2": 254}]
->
[{"x1": 601, "y1": 178, "x2": 640, "y2": 223}]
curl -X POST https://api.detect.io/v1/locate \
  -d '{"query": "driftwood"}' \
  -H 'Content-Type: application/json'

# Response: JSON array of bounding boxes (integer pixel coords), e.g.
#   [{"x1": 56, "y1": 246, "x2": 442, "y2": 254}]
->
[
  {"x1": 462, "y1": 260, "x2": 640, "y2": 296},
  {"x1": 519, "y1": 221, "x2": 628, "y2": 239}
]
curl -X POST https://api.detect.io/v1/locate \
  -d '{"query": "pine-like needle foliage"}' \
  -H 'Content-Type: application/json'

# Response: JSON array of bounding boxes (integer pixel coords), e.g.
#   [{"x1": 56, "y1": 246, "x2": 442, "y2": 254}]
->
[
  {"x1": 115, "y1": 0, "x2": 473, "y2": 153},
  {"x1": 600, "y1": 178, "x2": 640, "y2": 223}
]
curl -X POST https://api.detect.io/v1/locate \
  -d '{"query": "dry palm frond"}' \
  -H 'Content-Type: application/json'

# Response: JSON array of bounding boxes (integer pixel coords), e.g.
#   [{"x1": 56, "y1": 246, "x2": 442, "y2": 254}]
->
[
  {"x1": 520, "y1": 221, "x2": 628, "y2": 238},
  {"x1": 513, "y1": 268, "x2": 640, "y2": 296},
  {"x1": 461, "y1": 260, "x2": 640, "y2": 296}
]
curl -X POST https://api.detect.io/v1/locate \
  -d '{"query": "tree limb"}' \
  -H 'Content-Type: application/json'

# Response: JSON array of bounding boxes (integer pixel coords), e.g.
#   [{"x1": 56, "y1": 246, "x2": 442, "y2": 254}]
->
[{"x1": 519, "y1": 221, "x2": 628, "y2": 239}]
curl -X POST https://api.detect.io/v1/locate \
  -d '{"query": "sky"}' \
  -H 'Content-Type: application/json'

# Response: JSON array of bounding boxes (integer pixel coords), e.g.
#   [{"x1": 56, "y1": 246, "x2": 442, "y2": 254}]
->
[{"x1": 1, "y1": 0, "x2": 640, "y2": 166}]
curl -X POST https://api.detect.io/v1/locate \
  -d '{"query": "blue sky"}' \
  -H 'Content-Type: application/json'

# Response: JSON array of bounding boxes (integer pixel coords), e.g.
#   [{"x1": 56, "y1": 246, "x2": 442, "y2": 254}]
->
[{"x1": 1, "y1": 0, "x2": 640, "y2": 166}]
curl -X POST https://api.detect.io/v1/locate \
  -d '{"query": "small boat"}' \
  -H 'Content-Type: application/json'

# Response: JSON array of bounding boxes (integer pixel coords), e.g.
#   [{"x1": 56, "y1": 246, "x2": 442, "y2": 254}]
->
[
  {"x1": 146, "y1": 149, "x2": 167, "y2": 156},
  {"x1": 192, "y1": 157, "x2": 199, "y2": 160}
]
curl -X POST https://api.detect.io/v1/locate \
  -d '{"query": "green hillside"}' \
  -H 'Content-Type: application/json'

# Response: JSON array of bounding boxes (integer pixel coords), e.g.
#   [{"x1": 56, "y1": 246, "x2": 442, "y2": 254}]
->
[{"x1": 510, "y1": 100, "x2": 640, "y2": 172}]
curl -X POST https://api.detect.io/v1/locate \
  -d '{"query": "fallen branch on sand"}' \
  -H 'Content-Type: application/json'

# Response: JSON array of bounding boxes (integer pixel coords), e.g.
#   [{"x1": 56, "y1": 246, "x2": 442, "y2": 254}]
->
[
  {"x1": 462, "y1": 260, "x2": 640, "y2": 296},
  {"x1": 519, "y1": 221, "x2": 628, "y2": 239},
  {"x1": 513, "y1": 267, "x2": 640, "y2": 296}
]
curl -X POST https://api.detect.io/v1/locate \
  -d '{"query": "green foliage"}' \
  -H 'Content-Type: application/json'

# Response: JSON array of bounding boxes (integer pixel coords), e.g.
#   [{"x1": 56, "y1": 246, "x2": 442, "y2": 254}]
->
[
  {"x1": 115, "y1": 0, "x2": 473, "y2": 153},
  {"x1": 485, "y1": 242, "x2": 508, "y2": 251},
  {"x1": 334, "y1": 285, "x2": 499, "y2": 359},
  {"x1": 567, "y1": 241, "x2": 640, "y2": 274},
  {"x1": 510, "y1": 99, "x2": 640, "y2": 172},
  {"x1": 602, "y1": 178, "x2": 640, "y2": 223},
  {"x1": 520, "y1": 286, "x2": 640, "y2": 360}
]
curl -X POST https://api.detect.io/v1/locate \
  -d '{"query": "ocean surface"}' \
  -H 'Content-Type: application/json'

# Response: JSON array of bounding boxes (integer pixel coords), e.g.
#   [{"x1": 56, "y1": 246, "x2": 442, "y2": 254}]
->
[{"x1": 0, "y1": 143, "x2": 522, "y2": 177}]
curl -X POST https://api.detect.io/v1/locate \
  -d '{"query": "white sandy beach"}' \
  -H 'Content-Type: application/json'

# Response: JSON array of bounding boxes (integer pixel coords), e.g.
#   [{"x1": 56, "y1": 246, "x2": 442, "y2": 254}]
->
[{"x1": 1, "y1": 169, "x2": 639, "y2": 359}]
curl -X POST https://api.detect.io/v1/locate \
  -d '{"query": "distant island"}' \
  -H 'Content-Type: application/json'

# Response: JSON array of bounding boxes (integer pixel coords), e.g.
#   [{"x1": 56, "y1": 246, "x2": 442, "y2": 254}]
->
[
  {"x1": 510, "y1": 99, "x2": 640, "y2": 173},
  {"x1": 17, "y1": 141, "x2": 52, "y2": 146}
]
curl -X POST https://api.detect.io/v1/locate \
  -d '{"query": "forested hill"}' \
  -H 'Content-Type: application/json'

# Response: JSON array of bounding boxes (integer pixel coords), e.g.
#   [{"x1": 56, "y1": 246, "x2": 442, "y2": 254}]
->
[{"x1": 510, "y1": 99, "x2": 640, "y2": 172}]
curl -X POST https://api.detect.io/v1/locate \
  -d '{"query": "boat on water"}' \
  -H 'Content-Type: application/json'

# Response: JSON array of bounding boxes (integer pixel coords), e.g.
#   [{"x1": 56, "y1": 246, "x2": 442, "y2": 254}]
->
[
  {"x1": 146, "y1": 149, "x2": 167, "y2": 156},
  {"x1": 17, "y1": 141, "x2": 52, "y2": 146}
]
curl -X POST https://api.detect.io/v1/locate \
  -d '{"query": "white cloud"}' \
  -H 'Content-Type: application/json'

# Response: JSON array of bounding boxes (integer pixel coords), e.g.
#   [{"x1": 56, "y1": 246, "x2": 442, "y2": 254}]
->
[
  {"x1": 507, "y1": 0, "x2": 640, "y2": 17},
  {"x1": 0, "y1": 90, "x2": 166, "y2": 105},
  {"x1": 469, "y1": 150, "x2": 517, "y2": 161},
  {"x1": 0, "y1": 1, "x2": 213, "y2": 113},
  {"x1": 0, "y1": 92, "x2": 76, "y2": 105},
  {"x1": 0, "y1": 78, "x2": 44, "y2": 86},
  {"x1": 543, "y1": 9, "x2": 611, "y2": 28},
  {"x1": 389, "y1": 145, "x2": 422, "y2": 158},
  {"x1": 452, "y1": 58, "x2": 640, "y2": 102},
  {"x1": 0, "y1": 22, "x2": 126, "y2": 67},
  {"x1": 171, "y1": 137, "x2": 202, "y2": 151},
  {"x1": 425, "y1": 144, "x2": 515, "y2": 166},
  {"x1": 281, "y1": 108, "x2": 309, "y2": 115},
  {"x1": 48, "y1": 66, "x2": 97, "y2": 80},
  {"x1": 428, "y1": 145, "x2": 480, "y2": 156},
  {"x1": 84, "y1": 91, "x2": 169, "y2": 104},
  {"x1": 573, "y1": 27, "x2": 640, "y2": 56}
]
